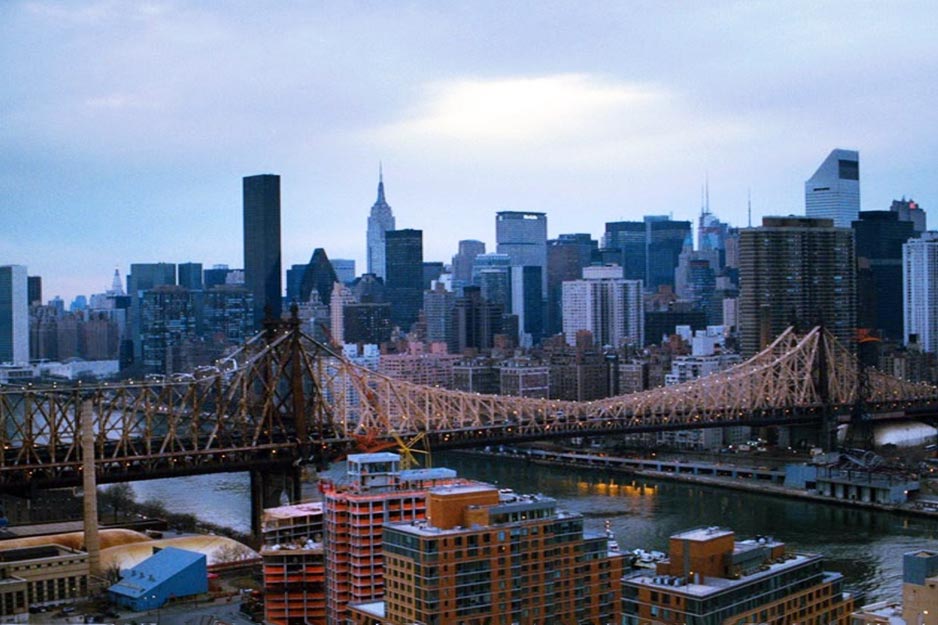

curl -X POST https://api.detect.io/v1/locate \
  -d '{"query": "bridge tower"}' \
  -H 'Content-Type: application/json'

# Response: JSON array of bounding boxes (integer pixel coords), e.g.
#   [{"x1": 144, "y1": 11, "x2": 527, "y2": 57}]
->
[{"x1": 814, "y1": 327, "x2": 838, "y2": 452}]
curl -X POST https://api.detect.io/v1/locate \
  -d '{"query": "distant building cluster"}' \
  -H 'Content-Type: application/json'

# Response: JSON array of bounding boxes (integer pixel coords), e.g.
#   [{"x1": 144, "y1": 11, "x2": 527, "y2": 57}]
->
[{"x1": 3, "y1": 147, "x2": 937, "y2": 393}]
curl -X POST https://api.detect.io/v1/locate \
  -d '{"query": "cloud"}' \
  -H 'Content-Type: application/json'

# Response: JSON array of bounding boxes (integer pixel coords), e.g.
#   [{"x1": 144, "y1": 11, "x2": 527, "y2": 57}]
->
[{"x1": 372, "y1": 74, "x2": 753, "y2": 172}]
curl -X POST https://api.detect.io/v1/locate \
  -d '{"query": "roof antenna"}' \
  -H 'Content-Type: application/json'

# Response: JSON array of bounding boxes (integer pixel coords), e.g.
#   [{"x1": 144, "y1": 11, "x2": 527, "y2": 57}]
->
[{"x1": 747, "y1": 188, "x2": 752, "y2": 228}]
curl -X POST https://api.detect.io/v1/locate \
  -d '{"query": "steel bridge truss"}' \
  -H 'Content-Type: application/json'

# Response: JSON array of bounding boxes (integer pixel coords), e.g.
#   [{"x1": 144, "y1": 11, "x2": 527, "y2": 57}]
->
[{"x1": 0, "y1": 325, "x2": 935, "y2": 489}]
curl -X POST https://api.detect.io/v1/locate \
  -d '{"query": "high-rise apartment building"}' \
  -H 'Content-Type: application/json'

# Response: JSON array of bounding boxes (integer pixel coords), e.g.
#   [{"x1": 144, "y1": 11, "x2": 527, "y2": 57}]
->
[
  {"x1": 562, "y1": 266, "x2": 644, "y2": 349},
  {"x1": 0, "y1": 265, "x2": 29, "y2": 364},
  {"x1": 384, "y1": 229, "x2": 423, "y2": 331},
  {"x1": 622, "y1": 526, "x2": 855, "y2": 625},
  {"x1": 27, "y1": 276, "x2": 42, "y2": 307},
  {"x1": 322, "y1": 453, "x2": 469, "y2": 625},
  {"x1": 451, "y1": 239, "x2": 486, "y2": 287},
  {"x1": 496, "y1": 211, "x2": 548, "y2": 292},
  {"x1": 853, "y1": 211, "x2": 915, "y2": 341},
  {"x1": 423, "y1": 282, "x2": 455, "y2": 346},
  {"x1": 349, "y1": 485, "x2": 623, "y2": 625},
  {"x1": 366, "y1": 170, "x2": 395, "y2": 279},
  {"x1": 805, "y1": 148, "x2": 860, "y2": 228},
  {"x1": 739, "y1": 217, "x2": 856, "y2": 357},
  {"x1": 903, "y1": 232, "x2": 938, "y2": 353},
  {"x1": 243, "y1": 174, "x2": 283, "y2": 328},
  {"x1": 450, "y1": 286, "x2": 505, "y2": 354}
]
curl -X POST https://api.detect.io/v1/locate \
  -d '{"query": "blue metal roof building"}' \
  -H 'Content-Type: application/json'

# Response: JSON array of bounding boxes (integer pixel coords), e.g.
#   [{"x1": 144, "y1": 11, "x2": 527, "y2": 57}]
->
[{"x1": 107, "y1": 547, "x2": 207, "y2": 611}]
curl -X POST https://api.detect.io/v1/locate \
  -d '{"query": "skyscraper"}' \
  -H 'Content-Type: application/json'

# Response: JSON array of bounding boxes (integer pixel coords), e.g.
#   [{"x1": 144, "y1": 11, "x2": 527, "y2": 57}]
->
[
  {"x1": 384, "y1": 229, "x2": 423, "y2": 331},
  {"x1": 0, "y1": 265, "x2": 29, "y2": 364},
  {"x1": 496, "y1": 211, "x2": 547, "y2": 292},
  {"x1": 603, "y1": 221, "x2": 646, "y2": 280},
  {"x1": 739, "y1": 217, "x2": 856, "y2": 357},
  {"x1": 646, "y1": 217, "x2": 692, "y2": 290},
  {"x1": 903, "y1": 233, "x2": 938, "y2": 353},
  {"x1": 562, "y1": 266, "x2": 644, "y2": 349},
  {"x1": 546, "y1": 234, "x2": 597, "y2": 336},
  {"x1": 891, "y1": 197, "x2": 927, "y2": 234},
  {"x1": 853, "y1": 211, "x2": 915, "y2": 341},
  {"x1": 299, "y1": 248, "x2": 338, "y2": 306},
  {"x1": 243, "y1": 174, "x2": 282, "y2": 329},
  {"x1": 330, "y1": 259, "x2": 356, "y2": 284},
  {"x1": 177, "y1": 262, "x2": 203, "y2": 291},
  {"x1": 451, "y1": 239, "x2": 485, "y2": 287},
  {"x1": 805, "y1": 148, "x2": 860, "y2": 228},
  {"x1": 366, "y1": 168, "x2": 395, "y2": 279},
  {"x1": 510, "y1": 265, "x2": 544, "y2": 346}
]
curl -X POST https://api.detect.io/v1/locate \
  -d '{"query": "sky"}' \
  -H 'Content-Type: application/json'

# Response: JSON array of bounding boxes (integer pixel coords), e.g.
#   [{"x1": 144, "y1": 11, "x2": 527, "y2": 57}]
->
[{"x1": 2, "y1": 1, "x2": 937, "y2": 303}]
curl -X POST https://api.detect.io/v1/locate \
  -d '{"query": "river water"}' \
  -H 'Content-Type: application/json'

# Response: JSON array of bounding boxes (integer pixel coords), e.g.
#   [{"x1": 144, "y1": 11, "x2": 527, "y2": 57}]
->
[{"x1": 128, "y1": 451, "x2": 938, "y2": 603}]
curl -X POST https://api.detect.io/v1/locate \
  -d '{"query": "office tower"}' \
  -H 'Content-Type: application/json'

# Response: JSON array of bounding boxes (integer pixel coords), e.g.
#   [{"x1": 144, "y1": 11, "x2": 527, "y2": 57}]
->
[
  {"x1": 203, "y1": 264, "x2": 233, "y2": 290},
  {"x1": 903, "y1": 233, "x2": 938, "y2": 353},
  {"x1": 342, "y1": 303, "x2": 392, "y2": 344},
  {"x1": 322, "y1": 453, "x2": 469, "y2": 625},
  {"x1": 355, "y1": 485, "x2": 623, "y2": 625},
  {"x1": 366, "y1": 169, "x2": 395, "y2": 279},
  {"x1": 27, "y1": 276, "x2": 42, "y2": 307},
  {"x1": 423, "y1": 282, "x2": 455, "y2": 346},
  {"x1": 450, "y1": 286, "x2": 504, "y2": 354},
  {"x1": 351, "y1": 273, "x2": 386, "y2": 304},
  {"x1": 622, "y1": 527, "x2": 854, "y2": 625},
  {"x1": 604, "y1": 221, "x2": 646, "y2": 280},
  {"x1": 384, "y1": 229, "x2": 423, "y2": 331},
  {"x1": 330, "y1": 259, "x2": 356, "y2": 284},
  {"x1": 300, "y1": 248, "x2": 339, "y2": 306},
  {"x1": 261, "y1": 502, "x2": 327, "y2": 625},
  {"x1": 422, "y1": 261, "x2": 444, "y2": 290},
  {"x1": 562, "y1": 266, "x2": 644, "y2": 349},
  {"x1": 853, "y1": 211, "x2": 915, "y2": 341},
  {"x1": 891, "y1": 198, "x2": 927, "y2": 234},
  {"x1": 674, "y1": 235, "x2": 721, "y2": 323},
  {"x1": 128, "y1": 263, "x2": 176, "y2": 294},
  {"x1": 0, "y1": 266, "x2": 29, "y2": 364},
  {"x1": 285, "y1": 264, "x2": 307, "y2": 303},
  {"x1": 177, "y1": 262, "x2": 203, "y2": 291},
  {"x1": 805, "y1": 148, "x2": 860, "y2": 228},
  {"x1": 739, "y1": 217, "x2": 856, "y2": 357},
  {"x1": 510, "y1": 265, "x2": 543, "y2": 346},
  {"x1": 646, "y1": 217, "x2": 692, "y2": 290},
  {"x1": 243, "y1": 174, "x2": 282, "y2": 328},
  {"x1": 546, "y1": 234, "x2": 597, "y2": 337},
  {"x1": 496, "y1": 211, "x2": 548, "y2": 292},
  {"x1": 69, "y1": 295, "x2": 87, "y2": 312},
  {"x1": 451, "y1": 240, "x2": 485, "y2": 287}
]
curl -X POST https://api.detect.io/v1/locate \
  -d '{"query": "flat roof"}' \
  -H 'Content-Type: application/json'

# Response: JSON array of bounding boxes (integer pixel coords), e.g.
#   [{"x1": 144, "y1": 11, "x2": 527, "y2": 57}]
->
[
  {"x1": 429, "y1": 483, "x2": 497, "y2": 496},
  {"x1": 262, "y1": 501, "x2": 324, "y2": 521},
  {"x1": 348, "y1": 452, "x2": 400, "y2": 463},
  {"x1": 0, "y1": 544, "x2": 79, "y2": 562},
  {"x1": 672, "y1": 527, "x2": 734, "y2": 542},
  {"x1": 349, "y1": 601, "x2": 385, "y2": 618},
  {"x1": 625, "y1": 553, "x2": 825, "y2": 598}
]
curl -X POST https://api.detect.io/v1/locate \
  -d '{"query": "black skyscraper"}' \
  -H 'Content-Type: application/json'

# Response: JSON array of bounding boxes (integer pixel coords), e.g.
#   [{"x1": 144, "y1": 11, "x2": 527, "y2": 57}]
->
[
  {"x1": 385, "y1": 229, "x2": 423, "y2": 331},
  {"x1": 243, "y1": 174, "x2": 282, "y2": 329},
  {"x1": 300, "y1": 248, "x2": 339, "y2": 306}
]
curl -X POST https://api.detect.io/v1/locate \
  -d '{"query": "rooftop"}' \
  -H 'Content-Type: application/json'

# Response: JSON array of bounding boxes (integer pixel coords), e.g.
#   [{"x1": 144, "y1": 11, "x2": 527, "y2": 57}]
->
[
  {"x1": 672, "y1": 526, "x2": 734, "y2": 542},
  {"x1": 108, "y1": 547, "x2": 205, "y2": 599},
  {"x1": 262, "y1": 501, "x2": 324, "y2": 521},
  {"x1": 625, "y1": 552, "x2": 825, "y2": 598}
]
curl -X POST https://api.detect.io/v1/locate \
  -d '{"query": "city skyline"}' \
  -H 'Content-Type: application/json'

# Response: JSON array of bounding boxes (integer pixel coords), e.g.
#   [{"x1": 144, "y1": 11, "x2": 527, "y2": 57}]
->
[{"x1": 3, "y1": 2, "x2": 937, "y2": 302}]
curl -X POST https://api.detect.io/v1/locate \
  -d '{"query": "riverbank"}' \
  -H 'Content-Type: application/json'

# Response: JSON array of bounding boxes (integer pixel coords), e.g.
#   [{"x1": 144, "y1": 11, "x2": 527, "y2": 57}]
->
[{"x1": 460, "y1": 447, "x2": 938, "y2": 520}]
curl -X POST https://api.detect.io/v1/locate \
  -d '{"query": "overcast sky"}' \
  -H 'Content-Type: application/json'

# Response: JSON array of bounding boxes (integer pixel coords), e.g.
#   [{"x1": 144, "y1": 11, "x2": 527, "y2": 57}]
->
[{"x1": 2, "y1": 1, "x2": 937, "y2": 302}]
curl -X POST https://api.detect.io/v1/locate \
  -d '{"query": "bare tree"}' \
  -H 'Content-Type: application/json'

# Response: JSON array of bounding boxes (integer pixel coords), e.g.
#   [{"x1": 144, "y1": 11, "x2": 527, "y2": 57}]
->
[{"x1": 99, "y1": 483, "x2": 135, "y2": 523}]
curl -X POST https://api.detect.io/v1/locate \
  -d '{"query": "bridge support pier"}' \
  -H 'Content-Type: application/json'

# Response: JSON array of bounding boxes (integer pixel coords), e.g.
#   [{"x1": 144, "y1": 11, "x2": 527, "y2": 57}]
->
[{"x1": 250, "y1": 467, "x2": 303, "y2": 543}]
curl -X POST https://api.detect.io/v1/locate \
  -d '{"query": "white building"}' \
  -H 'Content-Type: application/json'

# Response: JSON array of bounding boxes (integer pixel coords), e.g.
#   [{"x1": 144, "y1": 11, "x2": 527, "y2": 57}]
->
[
  {"x1": 805, "y1": 148, "x2": 860, "y2": 228},
  {"x1": 903, "y1": 232, "x2": 938, "y2": 352},
  {"x1": 561, "y1": 266, "x2": 643, "y2": 349},
  {"x1": 0, "y1": 265, "x2": 29, "y2": 364}
]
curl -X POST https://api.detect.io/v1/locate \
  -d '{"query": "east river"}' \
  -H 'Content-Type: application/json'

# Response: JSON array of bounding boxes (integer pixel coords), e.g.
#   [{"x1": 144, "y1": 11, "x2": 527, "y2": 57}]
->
[{"x1": 128, "y1": 451, "x2": 938, "y2": 603}]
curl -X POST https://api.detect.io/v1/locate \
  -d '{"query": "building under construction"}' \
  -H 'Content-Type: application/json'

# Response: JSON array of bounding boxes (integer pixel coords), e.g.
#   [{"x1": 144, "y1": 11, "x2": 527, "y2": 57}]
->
[{"x1": 261, "y1": 502, "x2": 327, "y2": 625}]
